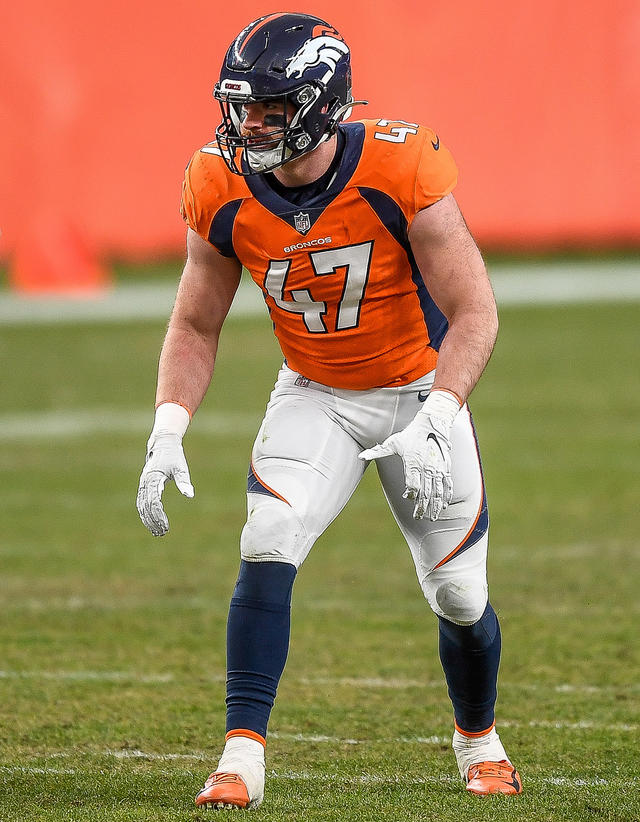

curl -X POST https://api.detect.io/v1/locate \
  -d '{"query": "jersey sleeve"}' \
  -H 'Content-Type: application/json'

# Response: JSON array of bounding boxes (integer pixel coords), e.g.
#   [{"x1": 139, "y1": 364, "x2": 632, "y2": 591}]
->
[
  {"x1": 180, "y1": 151, "x2": 209, "y2": 236},
  {"x1": 180, "y1": 147, "x2": 246, "y2": 258},
  {"x1": 414, "y1": 127, "x2": 458, "y2": 212}
]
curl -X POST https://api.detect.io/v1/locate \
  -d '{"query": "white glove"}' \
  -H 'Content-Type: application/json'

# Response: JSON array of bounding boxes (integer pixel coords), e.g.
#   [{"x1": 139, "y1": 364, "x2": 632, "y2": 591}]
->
[
  {"x1": 359, "y1": 389, "x2": 461, "y2": 521},
  {"x1": 136, "y1": 402, "x2": 194, "y2": 536}
]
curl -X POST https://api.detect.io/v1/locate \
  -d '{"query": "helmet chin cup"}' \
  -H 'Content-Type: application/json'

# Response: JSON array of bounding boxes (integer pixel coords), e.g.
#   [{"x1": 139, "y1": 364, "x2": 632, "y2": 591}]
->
[
  {"x1": 213, "y1": 13, "x2": 356, "y2": 175},
  {"x1": 245, "y1": 144, "x2": 292, "y2": 173}
]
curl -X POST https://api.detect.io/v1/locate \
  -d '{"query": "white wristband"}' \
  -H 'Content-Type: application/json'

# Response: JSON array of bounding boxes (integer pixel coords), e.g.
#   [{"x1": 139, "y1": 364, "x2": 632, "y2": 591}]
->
[
  {"x1": 417, "y1": 389, "x2": 461, "y2": 428},
  {"x1": 151, "y1": 402, "x2": 191, "y2": 438}
]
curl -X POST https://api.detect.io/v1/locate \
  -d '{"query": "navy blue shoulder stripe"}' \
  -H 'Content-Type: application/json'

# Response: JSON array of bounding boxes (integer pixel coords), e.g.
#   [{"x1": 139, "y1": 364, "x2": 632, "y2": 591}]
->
[
  {"x1": 357, "y1": 186, "x2": 409, "y2": 244},
  {"x1": 208, "y1": 199, "x2": 243, "y2": 257}
]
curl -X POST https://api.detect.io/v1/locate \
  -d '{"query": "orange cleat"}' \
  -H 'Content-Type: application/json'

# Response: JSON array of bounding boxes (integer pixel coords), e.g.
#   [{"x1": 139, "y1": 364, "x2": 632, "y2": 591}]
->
[
  {"x1": 195, "y1": 772, "x2": 251, "y2": 809},
  {"x1": 465, "y1": 760, "x2": 523, "y2": 795}
]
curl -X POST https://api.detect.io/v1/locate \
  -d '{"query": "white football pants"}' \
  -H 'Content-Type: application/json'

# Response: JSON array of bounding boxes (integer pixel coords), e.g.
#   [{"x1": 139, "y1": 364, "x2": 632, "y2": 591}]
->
[{"x1": 240, "y1": 364, "x2": 489, "y2": 625}]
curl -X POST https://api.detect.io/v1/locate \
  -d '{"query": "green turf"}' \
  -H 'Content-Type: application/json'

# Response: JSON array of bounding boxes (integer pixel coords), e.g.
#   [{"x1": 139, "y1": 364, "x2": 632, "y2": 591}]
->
[{"x1": 1, "y1": 300, "x2": 639, "y2": 821}]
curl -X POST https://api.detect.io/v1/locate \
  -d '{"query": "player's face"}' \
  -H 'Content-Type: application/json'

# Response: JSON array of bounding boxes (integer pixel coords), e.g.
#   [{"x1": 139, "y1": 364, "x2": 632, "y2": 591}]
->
[{"x1": 240, "y1": 101, "x2": 294, "y2": 143}]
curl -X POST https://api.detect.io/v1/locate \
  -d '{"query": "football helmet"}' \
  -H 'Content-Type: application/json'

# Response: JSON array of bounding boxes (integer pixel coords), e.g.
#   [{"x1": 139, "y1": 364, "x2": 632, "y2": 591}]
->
[{"x1": 213, "y1": 13, "x2": 362, "y2": 175}]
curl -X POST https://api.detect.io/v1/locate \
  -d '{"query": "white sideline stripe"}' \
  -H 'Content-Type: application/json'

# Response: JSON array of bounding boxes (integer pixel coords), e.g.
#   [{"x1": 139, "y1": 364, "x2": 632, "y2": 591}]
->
[
  {"x1": 269, "y1": 732, "x2": 450, "y2": 745},
  {"x1": 0, "y1": 764, "x2": 630, "y2": 788},
  {"x1": 501, "y1": 720, "x2": 637, "y2": 732},
  {"x1": 271, "y1": 771, "x2": 622, "y2": 788},
  {"x1": 1, "y1": 766, "x2": 78, "y2": 776},
  {"x1": 98, "y1": 749, "x2": 209, "y2": 761},
  {"x1": 0, "y1": 669, "x2": 177, "y2": 684},
  {"x1": 274, "y1": 771, "x2": 628, "y2": 788},
  {"x1": 0, "y1": 262, "x2": 639, "y2": 325},
  {"x1": 0, "y1": 669, "x2": 637, "y2": 699},
  {"x1": 0, "y1": 279, "x2": 265, "y2": 325},
  {"x1": 305, "y1": 676, "x2": 640, "y2": 695},
  {"x1": 490, "y1": 263, "x2": 640, "y2": 305},
  {"x1": 0, "y1": 409, "x2": 260, "y2": 440}
]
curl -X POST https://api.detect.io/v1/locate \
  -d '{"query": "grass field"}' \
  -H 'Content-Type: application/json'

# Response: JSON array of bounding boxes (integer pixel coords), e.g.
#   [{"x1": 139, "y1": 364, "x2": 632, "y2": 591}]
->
[{"x1": 1, "y1": 287, "x2": 639, "y2": 821}]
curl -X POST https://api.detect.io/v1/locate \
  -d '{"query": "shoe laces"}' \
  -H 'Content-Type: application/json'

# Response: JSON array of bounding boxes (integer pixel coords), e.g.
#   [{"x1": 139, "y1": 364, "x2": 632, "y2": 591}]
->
[
  {"x1": 468, "y1": 760, "x2": 511, "y2": 778},
  {"x1": 204, "y1": 772, "x2": 243, "y2": 788}
]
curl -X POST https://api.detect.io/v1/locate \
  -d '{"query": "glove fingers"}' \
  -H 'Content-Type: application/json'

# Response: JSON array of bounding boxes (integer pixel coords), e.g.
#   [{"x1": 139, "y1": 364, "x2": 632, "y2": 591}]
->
[
  {"x1": 409, "y1": 468, "x2": 427, "y2": 519},
  {"x1": 359, "y1": 443, "x2": 394, "y2": 461},
  {"x1": 443, "y1": 474, "x2": 454, "y2": 508},
  {"x1": 402, "y1": 455, "x2": 422, "y2": 501},
  {"x1": 428, "y1": 474, "x2": 444, "y2": 522},
  {"x1": 138, "y1": 472, "x2": 169, "y2": 536}
]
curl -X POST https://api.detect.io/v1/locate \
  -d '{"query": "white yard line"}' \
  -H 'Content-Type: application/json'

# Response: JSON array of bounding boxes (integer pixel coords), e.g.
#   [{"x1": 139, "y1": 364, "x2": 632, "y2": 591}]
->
[
  {"x1": 0, "y1": 669, "x2": 179, "y2": 684},
  {"x1": 0, "y1": 766, "x2": 78, "y2": 776},
  {"x1": 1, "y1": 591, "x2": 635, "y2": 620},
  {"x1": 0, "y1": 262, "x2": 638, "y2": 326},
  {"x1": 0, "y1": 668, "x2": 637, "y2": 702},
  {"x1": 270, "y1": 771, "x2": 621, "y2": 788},
  {"x1": 0, "y1": 762, "x2": 630, "y2": 788},
  {"x1": 0, "y1": 279, "x2": 264, "y2": 325},
  {"x1": 0, "y1": 408, "x2": 260, "y2": 440}
]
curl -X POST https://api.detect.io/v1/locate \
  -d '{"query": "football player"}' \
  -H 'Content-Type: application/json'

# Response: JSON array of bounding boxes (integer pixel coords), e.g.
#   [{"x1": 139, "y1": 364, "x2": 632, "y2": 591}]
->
[{"x1": 137, "y1": 12, "x2": 522, "y2": 809}]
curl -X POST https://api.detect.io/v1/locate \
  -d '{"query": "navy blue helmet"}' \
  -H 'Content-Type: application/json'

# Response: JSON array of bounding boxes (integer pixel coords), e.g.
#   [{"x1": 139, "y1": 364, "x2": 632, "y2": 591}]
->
[{"x1": 213, "y1": 13, "x2": 359, "y2": 174}]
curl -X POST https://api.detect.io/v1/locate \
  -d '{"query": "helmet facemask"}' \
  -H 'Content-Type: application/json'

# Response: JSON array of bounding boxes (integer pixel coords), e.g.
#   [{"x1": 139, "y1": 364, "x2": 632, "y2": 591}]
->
[{"x1": 214, "y1": 82, "x2": 342, "y2": 175}]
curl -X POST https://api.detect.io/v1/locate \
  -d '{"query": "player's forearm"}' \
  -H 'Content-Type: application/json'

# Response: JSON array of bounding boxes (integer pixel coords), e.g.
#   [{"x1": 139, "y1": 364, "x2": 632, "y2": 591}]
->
[
  {"x1": 431, "y1": 303, "x2": 498, "y2": 405},
  {"x1": 155, "y1": 323, "x2": 218, "y2": 416}
]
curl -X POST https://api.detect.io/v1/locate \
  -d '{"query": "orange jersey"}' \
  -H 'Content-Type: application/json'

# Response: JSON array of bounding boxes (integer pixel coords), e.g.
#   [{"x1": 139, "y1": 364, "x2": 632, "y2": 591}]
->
[{"x1": 181, "y1": 118, "x2": 457, "y2": 389}]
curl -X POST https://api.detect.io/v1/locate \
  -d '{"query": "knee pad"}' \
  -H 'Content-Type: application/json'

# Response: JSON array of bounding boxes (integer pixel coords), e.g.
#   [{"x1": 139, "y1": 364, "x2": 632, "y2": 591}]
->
[
  {"x1": 240, "y1": 497, "x2": 309, "y2": 567},
  {"x1": 425, "y1": 575, "x2": 488, "y2": 626}
]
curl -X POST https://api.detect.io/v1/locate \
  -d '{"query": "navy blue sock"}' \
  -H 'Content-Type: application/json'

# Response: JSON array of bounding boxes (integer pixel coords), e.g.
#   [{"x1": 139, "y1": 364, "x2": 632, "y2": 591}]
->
[
  {"x1": 438, "y1": 602, "x2": 501, "y2": 733},
  {"x1": 225, "y1": 560, "x2": 297, "y2": 738}
]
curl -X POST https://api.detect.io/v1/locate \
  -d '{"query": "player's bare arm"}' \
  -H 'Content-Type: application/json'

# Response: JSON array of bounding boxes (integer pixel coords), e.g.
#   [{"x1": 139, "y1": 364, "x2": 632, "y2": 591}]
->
[
  {"x1": 136, "y1": 229, "x2": 241, "y2": 536},
  {"x1": 408, "y1": 193, "x2": 499, "y2": 406},
  {"x1": 156, "y1": 228, "x2": 242, "y2": 414}
]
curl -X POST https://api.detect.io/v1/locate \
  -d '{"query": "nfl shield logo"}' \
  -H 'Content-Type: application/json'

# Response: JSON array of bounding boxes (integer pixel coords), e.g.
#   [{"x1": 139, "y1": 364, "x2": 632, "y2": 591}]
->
[{"x1": 294, "y1": 211, "x2": 311, "y2": 235}]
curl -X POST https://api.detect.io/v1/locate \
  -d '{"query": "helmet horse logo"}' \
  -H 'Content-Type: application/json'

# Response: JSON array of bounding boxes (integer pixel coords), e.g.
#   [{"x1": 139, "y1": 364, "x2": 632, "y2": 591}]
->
[{"x1": 285, "y1": 36, "x2": 350, "y2": 84}]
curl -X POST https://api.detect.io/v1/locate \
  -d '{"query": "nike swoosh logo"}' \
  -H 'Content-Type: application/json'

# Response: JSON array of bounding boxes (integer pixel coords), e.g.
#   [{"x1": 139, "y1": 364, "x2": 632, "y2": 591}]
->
[
  {"x1": 417, "y1": 390, "x2": 429, "y2": 402},
  {"x1": 431, "y1": 136, "x2": 440, "y2": 150},
  {"x1": 508, "y1": 769, "x2": 522, "y2": 792},
  {"x1": 427, "y1": 432, "x2": 445, "y2": 459}
]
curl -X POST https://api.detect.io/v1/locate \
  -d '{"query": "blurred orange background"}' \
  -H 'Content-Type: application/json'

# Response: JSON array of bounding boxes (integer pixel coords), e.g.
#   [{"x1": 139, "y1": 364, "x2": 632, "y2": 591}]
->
[{"x1": 2, "y1": 1, "x2": 639, "y2": 290}]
